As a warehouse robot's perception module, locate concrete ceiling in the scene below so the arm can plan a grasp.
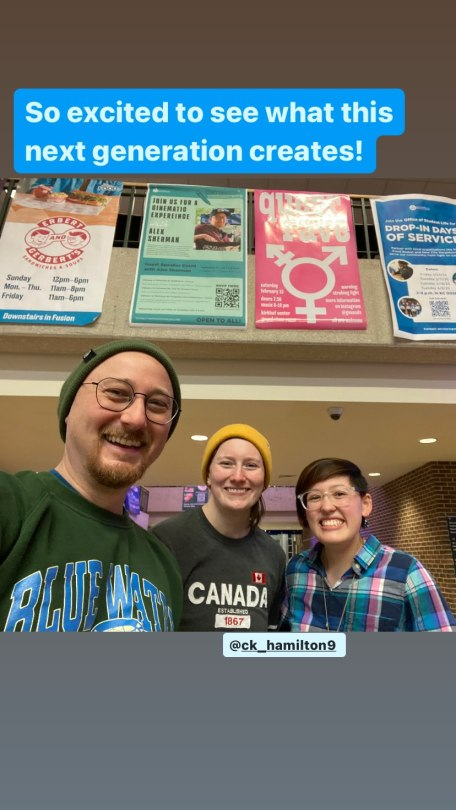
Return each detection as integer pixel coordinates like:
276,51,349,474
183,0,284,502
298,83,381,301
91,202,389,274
1,357,455,489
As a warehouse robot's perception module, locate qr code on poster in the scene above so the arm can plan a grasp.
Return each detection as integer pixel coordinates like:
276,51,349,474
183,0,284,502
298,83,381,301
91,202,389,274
215,285,240,309
429,299,451,318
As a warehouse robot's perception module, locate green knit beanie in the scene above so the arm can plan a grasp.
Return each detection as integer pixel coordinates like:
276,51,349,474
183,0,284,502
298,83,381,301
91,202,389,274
58,340,181,441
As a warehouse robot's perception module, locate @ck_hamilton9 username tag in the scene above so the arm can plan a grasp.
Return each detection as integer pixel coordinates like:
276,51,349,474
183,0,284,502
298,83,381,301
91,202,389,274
223,633,346,658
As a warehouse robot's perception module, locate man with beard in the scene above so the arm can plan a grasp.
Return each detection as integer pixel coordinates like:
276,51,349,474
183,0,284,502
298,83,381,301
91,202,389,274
0,340,183,633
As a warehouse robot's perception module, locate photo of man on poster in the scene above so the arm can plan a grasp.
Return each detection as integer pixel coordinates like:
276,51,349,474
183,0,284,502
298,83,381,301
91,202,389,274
194,207,241,250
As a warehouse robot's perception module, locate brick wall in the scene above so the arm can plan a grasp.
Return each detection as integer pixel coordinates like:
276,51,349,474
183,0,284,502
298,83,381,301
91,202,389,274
368,462,456,614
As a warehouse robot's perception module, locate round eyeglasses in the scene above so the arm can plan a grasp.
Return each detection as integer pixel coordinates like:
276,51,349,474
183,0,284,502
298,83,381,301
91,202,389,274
297,485,359,511
83,378,180,425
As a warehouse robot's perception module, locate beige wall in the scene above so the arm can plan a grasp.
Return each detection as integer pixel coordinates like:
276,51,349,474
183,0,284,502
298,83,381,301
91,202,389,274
2,249,456,366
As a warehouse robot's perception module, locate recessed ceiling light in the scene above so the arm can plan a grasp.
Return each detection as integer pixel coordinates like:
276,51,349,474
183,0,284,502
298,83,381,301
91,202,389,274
191,434,208,441
419,437,437,444
368,472,381,477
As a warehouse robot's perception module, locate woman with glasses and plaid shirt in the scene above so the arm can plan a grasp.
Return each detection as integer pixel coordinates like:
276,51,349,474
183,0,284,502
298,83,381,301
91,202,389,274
280,457,455,632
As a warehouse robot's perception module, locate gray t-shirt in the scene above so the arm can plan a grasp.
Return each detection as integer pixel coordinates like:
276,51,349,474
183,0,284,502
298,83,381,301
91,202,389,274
152,507,286,631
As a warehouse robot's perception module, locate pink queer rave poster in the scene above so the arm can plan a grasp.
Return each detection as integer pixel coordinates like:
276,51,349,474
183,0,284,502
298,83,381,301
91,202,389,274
254,190,366,329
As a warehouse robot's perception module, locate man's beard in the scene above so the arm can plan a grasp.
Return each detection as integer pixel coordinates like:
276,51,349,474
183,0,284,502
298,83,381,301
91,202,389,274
86,457,148,489
85,435,151,490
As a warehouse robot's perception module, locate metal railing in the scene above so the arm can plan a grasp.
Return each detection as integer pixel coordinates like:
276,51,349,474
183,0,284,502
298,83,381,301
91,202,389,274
0,180,380,259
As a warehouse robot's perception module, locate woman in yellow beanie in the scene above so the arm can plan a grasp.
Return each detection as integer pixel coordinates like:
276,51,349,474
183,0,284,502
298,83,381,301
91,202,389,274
153,424,286,631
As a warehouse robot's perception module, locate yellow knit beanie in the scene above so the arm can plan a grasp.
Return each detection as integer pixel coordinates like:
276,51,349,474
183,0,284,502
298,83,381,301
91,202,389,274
201,423,272,488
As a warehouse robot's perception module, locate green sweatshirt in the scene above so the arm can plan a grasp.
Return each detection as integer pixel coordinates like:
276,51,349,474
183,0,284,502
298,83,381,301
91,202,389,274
0,471,182,632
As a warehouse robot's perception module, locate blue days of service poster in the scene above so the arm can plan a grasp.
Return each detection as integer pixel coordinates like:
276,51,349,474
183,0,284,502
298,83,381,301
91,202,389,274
129,184,247,328
372,194,456,340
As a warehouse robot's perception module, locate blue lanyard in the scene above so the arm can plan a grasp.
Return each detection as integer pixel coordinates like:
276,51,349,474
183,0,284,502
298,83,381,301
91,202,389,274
49,468,79,494
49,468,128,514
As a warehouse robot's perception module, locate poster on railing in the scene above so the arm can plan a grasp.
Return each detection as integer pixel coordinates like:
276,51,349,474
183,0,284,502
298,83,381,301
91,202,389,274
182,486,209,509
371,194,456,340
0,178,123,326
254,190,366,329
130,184,247,327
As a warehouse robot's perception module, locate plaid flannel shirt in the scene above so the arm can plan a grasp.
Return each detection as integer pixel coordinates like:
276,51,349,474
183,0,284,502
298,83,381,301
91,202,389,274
280,535,456,632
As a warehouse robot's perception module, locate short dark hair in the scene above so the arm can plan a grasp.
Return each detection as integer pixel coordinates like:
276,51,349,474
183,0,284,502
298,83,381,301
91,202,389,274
295,458,368,528
210,208,229,217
